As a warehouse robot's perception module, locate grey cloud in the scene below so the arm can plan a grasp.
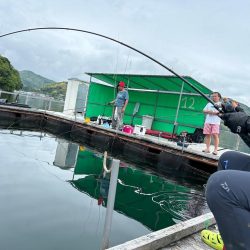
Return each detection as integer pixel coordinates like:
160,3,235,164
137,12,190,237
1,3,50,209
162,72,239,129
0,0,250,105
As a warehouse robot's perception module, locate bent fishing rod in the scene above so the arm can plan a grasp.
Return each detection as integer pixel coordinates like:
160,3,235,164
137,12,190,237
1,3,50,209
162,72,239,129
0,27,218,109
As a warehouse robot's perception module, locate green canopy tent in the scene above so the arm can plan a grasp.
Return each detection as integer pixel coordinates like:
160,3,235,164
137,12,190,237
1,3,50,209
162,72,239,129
85,73,212,134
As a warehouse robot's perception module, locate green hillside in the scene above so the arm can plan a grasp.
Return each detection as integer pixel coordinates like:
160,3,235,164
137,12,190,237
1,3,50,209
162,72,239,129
20,70,55,91
241,103,250,115
0,55,22,91
40,81,67,100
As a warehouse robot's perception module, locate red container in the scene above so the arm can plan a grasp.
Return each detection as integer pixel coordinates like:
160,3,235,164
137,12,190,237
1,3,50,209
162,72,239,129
122,125,134,134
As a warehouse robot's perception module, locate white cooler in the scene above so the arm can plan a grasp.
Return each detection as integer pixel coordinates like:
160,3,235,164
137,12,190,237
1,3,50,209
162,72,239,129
133,125,146,136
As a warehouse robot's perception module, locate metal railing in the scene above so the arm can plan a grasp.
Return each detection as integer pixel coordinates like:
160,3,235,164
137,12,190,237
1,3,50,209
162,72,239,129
1,90,249,154
0,90,64,112
219,124,250,153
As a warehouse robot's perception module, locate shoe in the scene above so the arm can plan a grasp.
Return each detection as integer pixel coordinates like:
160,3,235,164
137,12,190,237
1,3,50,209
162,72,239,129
202,149,210,153
212,151,218,155
201,229,224,250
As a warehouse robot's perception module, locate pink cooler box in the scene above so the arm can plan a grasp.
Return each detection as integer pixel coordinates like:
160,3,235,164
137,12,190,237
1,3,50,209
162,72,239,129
122,125,134,134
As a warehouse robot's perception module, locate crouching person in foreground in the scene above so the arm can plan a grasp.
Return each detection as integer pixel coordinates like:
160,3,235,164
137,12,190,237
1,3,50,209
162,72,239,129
202,109,250,250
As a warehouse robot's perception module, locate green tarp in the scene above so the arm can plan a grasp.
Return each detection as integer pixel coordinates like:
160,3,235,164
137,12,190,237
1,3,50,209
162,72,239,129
85,73,212,134
86,73,211,93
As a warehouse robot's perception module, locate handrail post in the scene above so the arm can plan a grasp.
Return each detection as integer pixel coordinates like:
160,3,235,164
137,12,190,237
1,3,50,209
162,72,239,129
101,158,120,250
173,81,184,135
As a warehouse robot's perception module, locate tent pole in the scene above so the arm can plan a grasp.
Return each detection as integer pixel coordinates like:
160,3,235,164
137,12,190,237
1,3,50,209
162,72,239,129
101,158,120,250
127,76,130,89
173,81,184,136
84,75,92,117
154,90,159,119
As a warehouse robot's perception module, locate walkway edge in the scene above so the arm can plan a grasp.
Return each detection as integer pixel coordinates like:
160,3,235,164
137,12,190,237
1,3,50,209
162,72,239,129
107,212,215,250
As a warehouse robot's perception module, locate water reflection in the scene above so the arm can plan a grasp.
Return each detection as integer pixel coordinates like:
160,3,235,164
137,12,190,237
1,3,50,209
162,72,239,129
23,130,208,229
69,146,208,231
0,130,208,250
53,139,79,169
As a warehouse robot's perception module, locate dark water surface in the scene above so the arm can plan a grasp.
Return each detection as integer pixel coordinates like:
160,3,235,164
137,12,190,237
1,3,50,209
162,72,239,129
0,130,208,250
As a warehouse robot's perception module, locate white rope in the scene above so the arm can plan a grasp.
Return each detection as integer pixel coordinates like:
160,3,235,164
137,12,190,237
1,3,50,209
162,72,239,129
103,151,112,177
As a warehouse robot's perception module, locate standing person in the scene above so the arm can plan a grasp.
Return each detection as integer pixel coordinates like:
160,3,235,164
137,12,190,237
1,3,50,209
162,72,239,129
109,81,129,130
203,92,222,155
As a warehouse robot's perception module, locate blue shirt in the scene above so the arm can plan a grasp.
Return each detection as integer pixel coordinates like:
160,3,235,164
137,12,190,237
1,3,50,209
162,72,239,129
115,90,129,107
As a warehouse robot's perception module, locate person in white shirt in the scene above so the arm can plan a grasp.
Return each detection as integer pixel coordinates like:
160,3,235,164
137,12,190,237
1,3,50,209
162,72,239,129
203,92,222,155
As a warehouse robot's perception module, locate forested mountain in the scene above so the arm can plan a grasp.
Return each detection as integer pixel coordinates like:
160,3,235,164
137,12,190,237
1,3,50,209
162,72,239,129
241,103,250,115
0,55,22,91
40,81,67,100
19,70,55,91
19,70,67,99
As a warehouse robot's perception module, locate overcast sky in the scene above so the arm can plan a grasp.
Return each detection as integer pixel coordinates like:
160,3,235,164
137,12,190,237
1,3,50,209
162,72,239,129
0,0,249,105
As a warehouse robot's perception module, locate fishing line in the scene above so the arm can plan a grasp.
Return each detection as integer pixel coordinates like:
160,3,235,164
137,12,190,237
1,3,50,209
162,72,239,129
1,108,211,180
113,33,120,84
124,50,131,75
2,105,203,134
0,27,217,108
0,26,221,179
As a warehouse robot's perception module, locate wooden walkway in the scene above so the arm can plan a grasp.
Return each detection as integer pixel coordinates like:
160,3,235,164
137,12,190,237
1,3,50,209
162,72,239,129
162,225,217,250
0,105,221,173
108,213,216,250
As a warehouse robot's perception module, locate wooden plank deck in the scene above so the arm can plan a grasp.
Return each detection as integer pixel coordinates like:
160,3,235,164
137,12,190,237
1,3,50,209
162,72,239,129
0,105,222,250
0,106,221,172
107,213,216,250
162,225,218,250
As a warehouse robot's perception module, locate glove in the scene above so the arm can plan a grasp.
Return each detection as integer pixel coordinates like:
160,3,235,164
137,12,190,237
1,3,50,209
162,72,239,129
221,112,249,134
